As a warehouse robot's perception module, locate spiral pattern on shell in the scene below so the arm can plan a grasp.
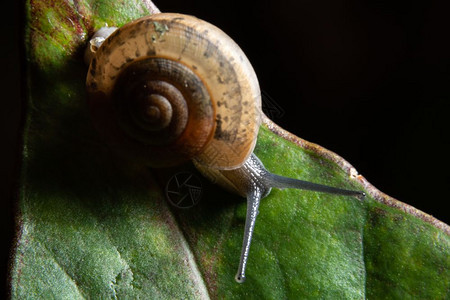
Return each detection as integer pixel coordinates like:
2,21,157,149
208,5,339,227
86,13,261,169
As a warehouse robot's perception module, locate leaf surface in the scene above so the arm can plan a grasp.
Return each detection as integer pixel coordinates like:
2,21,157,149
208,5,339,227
11,0,449,298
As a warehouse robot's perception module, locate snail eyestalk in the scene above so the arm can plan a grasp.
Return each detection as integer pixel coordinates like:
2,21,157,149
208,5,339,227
264,173,366,200
235,187,263,283
232,154,365,283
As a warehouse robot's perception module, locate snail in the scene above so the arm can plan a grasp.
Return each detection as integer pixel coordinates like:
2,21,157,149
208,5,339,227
85,13,365,283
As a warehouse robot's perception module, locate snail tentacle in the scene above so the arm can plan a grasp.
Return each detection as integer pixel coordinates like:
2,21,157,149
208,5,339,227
204,154,364,283
235,186,263,283
263,173,366,199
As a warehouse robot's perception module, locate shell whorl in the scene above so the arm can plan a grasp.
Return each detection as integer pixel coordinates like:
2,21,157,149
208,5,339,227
86,13,261,169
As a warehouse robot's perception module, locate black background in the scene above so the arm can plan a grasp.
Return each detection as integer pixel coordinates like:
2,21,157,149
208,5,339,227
154,1,449,221
1,0,449,296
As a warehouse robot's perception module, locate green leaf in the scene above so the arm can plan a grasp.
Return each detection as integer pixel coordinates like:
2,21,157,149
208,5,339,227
11,0,449,298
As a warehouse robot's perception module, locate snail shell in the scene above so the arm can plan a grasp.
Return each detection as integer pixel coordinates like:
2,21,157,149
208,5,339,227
86,13,261,169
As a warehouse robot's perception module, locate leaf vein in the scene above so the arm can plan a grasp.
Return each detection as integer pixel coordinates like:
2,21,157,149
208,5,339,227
38,237,86,299
162,199,211,300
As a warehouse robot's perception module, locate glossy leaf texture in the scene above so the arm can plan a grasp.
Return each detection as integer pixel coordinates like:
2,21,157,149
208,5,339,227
11,0,449,298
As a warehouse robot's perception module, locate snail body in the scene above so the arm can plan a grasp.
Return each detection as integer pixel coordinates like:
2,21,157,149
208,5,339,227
86,13,364,283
